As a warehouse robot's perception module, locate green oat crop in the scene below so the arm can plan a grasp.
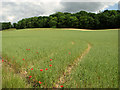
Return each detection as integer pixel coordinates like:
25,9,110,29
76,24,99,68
1,28,118,88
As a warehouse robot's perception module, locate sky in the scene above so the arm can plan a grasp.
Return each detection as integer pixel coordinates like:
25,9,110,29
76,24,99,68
0,0,119,23
106,3,118,10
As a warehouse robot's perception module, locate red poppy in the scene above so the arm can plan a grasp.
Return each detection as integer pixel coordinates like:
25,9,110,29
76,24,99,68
31,68,33,70
13,56,14,58
39,81,42,84
50,59,52,61
49,65,52,67
23,58,24,60
45,68,48,70
26,49,28,50
2,60,4,62
69,52,71,54
61,85,63,87
29,76,32,78
40,69,43,71
36,52,38,53
28,49,30,50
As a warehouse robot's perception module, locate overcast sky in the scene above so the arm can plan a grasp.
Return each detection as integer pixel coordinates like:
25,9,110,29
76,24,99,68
0,0,119,23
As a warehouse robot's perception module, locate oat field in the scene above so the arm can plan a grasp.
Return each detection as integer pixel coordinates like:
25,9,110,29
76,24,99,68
1,28,118,88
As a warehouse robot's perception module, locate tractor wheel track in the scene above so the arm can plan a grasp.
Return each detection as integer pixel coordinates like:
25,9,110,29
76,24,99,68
55,43,92,88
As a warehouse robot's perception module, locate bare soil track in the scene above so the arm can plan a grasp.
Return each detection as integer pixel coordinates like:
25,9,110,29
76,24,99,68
55,43,92,88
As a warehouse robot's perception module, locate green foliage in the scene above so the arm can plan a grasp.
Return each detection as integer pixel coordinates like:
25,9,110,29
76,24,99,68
48,16,57,28
67,16,79,28
97,10,120,29
1,22,12,30
79,16,94,29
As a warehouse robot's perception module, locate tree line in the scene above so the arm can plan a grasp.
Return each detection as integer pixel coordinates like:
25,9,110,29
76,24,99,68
0,22,12,30
1,10,120,30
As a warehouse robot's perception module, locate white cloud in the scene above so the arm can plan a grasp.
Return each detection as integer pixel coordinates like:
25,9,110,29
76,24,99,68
60,2,116,13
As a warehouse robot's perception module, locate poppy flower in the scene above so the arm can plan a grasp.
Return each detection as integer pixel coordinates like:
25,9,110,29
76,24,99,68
23,58,24,60
49,65,52,67
28,49,30,50
39,81,42,84
2,60,4,62
50,59,52,61
26,49,28,50
61,85,63,87
69,52,71,54
36,52,38,53
31,68,33,70
29,76,32,78
45,68,48,70
40,69,43,71
13,56,14,58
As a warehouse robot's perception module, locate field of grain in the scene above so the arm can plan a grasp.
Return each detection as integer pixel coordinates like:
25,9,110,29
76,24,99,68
1,28,118,88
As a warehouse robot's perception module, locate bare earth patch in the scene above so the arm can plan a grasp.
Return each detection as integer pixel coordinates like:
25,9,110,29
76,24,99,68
57,28,119,31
